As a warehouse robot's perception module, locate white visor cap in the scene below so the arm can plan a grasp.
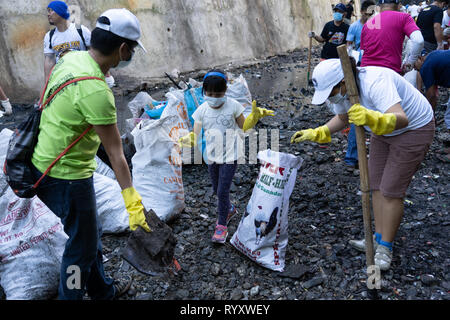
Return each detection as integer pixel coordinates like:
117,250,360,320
96,8,147,53
311,59,345,105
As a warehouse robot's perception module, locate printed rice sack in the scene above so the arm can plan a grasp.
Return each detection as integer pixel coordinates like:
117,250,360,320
131,115,187,222
0,188,68,300
231,149,303,272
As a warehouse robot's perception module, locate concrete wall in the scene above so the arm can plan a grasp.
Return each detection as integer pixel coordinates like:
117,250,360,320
0,0,360,103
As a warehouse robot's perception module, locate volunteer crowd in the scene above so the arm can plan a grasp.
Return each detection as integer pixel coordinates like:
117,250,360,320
0,0,448,300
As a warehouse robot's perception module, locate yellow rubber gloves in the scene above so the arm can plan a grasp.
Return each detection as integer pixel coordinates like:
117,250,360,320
243,100,275,132
121,187,152,232
178,132,197,148
290,125,331,144
348,104,397,136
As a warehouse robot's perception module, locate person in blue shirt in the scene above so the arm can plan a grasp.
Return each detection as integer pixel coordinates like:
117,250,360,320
347,0,376,56
343,0,375,170
414,50,450,162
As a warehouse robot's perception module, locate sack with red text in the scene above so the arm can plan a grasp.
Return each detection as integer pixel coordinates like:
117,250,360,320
0,187,68,299
231,149,303,272
131,115,186,223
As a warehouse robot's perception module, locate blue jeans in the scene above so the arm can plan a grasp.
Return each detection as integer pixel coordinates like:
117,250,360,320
345,124,358,166
208,162,238,226
31,165,114,300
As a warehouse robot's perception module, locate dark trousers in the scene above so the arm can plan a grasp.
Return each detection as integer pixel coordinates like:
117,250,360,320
345,124,358,166
31,165,114,300
208,162,238,226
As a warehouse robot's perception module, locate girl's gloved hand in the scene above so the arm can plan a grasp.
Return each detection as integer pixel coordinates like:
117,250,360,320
348,104,397,135
290,125,331,144
243,100,275,132
121,187,152,232
178,132,197,148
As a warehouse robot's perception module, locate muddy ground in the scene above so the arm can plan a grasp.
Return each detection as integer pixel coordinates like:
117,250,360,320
0,47,448,300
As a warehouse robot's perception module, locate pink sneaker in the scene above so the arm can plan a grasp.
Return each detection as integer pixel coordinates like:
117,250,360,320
211,224,228,244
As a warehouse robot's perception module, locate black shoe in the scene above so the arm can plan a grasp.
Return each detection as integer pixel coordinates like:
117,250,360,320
345,162,359,171
113,276,133,299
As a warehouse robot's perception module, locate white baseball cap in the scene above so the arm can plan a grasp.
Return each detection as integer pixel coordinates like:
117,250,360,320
311,59,344,105
96,8,147,53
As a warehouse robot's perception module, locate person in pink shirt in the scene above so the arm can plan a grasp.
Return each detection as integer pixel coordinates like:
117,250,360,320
360,0,424,74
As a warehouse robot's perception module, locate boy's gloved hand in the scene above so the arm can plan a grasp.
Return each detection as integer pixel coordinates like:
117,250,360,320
348,103,397,135
290,125,331,144
121,187,152,232
178,132,197,148
243,100,275,132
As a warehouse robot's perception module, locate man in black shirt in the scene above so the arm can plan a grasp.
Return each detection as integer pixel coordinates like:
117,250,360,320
308,3,350,60
416,0,448,53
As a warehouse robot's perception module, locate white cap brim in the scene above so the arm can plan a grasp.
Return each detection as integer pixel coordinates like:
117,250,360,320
311,86,334,105
137,40,147,53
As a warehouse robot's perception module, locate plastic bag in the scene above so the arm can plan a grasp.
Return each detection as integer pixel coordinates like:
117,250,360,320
0,188,68,300
231,149,303,272
403,70,418,89
131,115,186,222
226,74,253,117
127,91,155,118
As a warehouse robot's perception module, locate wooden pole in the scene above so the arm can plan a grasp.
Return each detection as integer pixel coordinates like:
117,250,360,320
336,45,375,269
307,20,313,84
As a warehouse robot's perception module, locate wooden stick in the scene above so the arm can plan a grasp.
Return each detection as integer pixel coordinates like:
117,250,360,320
337,45,375,268
307,20,313,84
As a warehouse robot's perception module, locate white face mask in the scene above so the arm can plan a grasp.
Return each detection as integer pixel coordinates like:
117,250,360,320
328,85,347,104
327,85,352,112
205,96,227,108
116,46,134,69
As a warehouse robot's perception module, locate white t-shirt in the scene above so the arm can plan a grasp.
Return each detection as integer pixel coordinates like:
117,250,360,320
192,97,245,164
443,10,450,28
331,66,434,136
408,5,420,18
43,23,91,61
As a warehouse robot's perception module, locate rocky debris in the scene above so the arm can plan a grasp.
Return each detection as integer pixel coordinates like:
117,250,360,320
1,48,448,301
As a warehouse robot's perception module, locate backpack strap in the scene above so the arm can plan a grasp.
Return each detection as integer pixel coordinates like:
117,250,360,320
48,28,56,50
32,124,93,189
40,76,103,111
76,24,88,49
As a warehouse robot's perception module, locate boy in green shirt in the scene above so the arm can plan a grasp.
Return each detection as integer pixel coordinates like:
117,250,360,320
31,8,150,300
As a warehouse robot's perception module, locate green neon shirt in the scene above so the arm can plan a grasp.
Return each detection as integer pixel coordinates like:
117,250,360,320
31,51,116,180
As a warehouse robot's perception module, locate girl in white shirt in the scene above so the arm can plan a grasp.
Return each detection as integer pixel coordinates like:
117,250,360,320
180,70,274,244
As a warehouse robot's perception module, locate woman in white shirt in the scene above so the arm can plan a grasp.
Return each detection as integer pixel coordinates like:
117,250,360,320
291,58,435,271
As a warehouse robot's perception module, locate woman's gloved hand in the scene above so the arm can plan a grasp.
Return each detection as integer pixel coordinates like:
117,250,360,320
290,125,331,144
243,100,275,132
348,103,397,135
121,187,152,232
178,132,197,148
